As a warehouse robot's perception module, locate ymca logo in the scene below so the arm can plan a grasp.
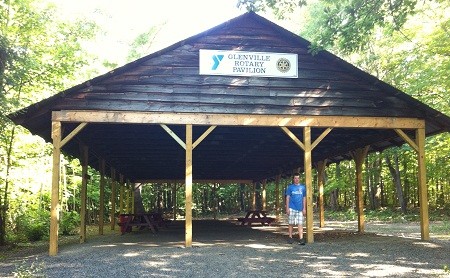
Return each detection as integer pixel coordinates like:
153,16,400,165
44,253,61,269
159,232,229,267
211,54,224,70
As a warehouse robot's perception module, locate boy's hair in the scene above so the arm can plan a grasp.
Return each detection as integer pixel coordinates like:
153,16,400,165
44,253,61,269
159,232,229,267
293,173,300,177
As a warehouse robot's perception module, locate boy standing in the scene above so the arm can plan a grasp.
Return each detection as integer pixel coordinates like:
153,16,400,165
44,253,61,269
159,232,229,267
285,173,306,245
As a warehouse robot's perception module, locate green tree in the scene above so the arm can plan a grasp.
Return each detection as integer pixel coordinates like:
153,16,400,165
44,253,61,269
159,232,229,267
0,0,97,245
237,0,419,54
127,24,165,62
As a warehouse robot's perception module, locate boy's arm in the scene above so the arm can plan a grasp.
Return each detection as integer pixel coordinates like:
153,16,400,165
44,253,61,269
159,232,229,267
302,196,306,216
285,195,290,215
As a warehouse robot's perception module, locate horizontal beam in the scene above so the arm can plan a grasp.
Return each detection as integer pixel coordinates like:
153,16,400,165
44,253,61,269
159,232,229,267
52,110,425,129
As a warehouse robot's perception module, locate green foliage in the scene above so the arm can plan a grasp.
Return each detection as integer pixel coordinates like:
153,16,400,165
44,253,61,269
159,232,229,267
14,209,49,242
325,208,449,222
323,179,347,195
59,211,80,236
237,0,419,54
430,220,450,234
365,208,419,222
127,24,165,62
237,0,307,18
325,209,357,221
0,0,99,245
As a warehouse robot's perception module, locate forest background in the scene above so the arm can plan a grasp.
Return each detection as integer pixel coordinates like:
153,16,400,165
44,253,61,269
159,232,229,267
0,0,449,246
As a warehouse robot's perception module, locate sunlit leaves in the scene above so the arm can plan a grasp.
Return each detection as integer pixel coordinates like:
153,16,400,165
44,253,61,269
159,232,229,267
127,24,165,62
237,0,307,19
0,0,99,244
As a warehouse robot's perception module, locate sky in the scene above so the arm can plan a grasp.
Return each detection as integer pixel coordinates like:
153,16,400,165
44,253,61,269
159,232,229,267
50,0,246,66
49,0,301,68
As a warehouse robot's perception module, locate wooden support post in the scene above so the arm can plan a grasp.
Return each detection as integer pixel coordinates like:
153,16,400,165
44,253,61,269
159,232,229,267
212,183,217,220
99,159,105,235
131,183,135,214
317,160,327,228
172,183,177,220
119,174,124,215
416,128,429,240
125,180,130,213
275,174,281,221
252,182,256,210
185,124,193,247
352,147,369,233
262,179,267,211
304,127,314,243
49,121,61,256
130,183,136,213
110,168,116,230
80,144,88,243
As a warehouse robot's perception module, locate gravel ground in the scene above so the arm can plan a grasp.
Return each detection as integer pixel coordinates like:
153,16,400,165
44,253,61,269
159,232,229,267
1,219,449,277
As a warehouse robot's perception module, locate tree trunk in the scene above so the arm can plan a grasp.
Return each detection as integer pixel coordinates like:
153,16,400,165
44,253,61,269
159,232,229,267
156,184,163,212
385,152,407,213
239,183,246,211
133,185,146,214
402,155,410,207
380,179,386,207
368,154,382,209
0,126,15,246
255,182,261,210
330,163,340,210
202,187,208,213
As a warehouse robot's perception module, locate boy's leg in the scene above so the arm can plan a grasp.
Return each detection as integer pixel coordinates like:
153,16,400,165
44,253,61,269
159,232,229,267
298,224,305,245
298,224,303,239
287,224,295,243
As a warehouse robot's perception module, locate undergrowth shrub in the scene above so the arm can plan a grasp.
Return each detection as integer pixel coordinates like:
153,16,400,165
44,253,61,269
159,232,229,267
59,211,80,235
14,209,50,242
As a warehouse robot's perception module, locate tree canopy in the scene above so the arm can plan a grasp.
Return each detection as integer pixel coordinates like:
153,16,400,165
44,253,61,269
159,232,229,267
0,0,97,244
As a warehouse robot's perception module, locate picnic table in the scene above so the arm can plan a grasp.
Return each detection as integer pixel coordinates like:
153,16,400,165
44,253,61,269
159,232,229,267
237,210,275,226
118,213,160,235
150,212,171,228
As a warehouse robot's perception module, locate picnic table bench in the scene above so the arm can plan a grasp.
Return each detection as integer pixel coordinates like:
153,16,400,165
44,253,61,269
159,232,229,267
118,213,161,235
237,210,275,226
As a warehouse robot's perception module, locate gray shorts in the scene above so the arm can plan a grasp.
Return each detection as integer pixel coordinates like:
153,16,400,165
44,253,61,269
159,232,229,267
288,208,304,225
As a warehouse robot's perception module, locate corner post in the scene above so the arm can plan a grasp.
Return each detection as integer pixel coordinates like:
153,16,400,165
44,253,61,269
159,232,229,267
49,121,61,256
99,159,105,235
317,160,326,228
79,144,88,243
262,179,267,211
352,147,369,233
304,127,314,243
110,168,116,230
416,128,429,240
185,124,193,247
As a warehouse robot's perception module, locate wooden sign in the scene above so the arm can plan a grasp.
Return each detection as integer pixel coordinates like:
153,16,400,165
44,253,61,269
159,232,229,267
199,49,298,78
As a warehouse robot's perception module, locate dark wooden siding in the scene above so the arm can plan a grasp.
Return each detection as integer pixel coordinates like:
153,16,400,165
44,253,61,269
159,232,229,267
29,12,428,131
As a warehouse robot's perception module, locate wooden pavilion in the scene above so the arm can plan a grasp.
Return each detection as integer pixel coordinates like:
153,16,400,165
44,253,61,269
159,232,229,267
8,12,450,256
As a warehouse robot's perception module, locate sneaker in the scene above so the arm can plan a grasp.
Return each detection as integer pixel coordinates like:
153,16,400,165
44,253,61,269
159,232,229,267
298,239,306,245
287,237,294,244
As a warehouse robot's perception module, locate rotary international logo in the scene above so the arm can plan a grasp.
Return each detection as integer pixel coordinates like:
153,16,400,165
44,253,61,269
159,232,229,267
276,58,291,73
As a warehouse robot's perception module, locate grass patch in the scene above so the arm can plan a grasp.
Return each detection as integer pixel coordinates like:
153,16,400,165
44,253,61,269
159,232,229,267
0,225,117,262
325,207,449,222
430,220,450,234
